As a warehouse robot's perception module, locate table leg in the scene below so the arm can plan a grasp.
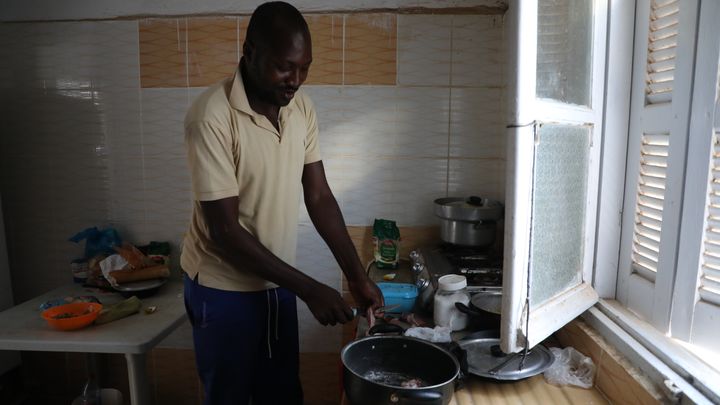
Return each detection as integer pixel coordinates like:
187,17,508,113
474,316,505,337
125,353,151,405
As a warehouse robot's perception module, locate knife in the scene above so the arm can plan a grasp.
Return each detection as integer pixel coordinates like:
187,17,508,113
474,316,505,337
351,304,401,318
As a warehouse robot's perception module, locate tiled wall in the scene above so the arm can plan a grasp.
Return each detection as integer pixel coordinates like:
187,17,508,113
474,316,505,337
0,9,504,404
0,9,504,351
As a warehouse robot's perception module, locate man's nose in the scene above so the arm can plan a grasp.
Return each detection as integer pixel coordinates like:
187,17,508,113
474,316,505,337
288,68,303,87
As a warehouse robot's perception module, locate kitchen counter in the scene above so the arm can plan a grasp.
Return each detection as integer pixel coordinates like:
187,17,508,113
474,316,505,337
342,262,610,405
345,315,608,405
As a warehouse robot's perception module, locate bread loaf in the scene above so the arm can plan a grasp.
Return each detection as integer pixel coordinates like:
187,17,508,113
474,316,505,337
109,265,170,284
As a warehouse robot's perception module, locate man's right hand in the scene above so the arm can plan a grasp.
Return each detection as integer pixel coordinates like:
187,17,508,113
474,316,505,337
301,282,354,326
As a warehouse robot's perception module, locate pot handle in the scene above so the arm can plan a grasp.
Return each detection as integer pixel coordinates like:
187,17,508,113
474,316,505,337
396,389,443,405
367,323,405,336
454,302,484,318
466,196,484,206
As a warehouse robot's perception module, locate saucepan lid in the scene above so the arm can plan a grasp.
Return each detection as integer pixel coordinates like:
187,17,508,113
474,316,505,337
470,292,502,315
456,330,554,380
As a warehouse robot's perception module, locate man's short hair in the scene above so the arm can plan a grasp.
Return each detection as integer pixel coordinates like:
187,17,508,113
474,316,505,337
246,1,309,48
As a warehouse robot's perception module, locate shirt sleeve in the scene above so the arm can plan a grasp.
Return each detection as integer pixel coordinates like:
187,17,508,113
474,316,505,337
185,120,239,201
303,95,322,165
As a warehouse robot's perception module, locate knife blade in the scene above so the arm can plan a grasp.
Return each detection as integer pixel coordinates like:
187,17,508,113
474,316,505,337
351,304,402,318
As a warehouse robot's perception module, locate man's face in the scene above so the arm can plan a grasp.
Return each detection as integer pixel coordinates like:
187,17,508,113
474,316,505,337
246,30,312,107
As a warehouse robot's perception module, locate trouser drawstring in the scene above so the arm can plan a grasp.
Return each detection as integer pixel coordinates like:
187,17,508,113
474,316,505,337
266,289,280,359
274,289,279,340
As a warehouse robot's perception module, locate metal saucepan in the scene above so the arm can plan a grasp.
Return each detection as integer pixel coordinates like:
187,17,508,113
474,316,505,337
434,197,503,247
455,292,502,331
341,324,460,405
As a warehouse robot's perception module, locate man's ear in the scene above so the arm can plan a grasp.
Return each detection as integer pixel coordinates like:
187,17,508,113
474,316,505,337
242,40,254,62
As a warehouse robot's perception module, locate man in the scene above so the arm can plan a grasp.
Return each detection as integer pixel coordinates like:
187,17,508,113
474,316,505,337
180,2,384,404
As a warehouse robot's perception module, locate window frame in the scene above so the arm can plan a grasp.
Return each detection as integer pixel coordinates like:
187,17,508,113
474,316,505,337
502,0,607,353
592,0,720,401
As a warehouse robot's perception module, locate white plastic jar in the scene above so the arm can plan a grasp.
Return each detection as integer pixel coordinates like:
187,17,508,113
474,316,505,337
433,274,470,331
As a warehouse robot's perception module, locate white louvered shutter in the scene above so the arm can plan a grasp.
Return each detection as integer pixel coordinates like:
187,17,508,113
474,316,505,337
631,133,669,281
700,135,720,307
646,0,679,105
666,0,720,354
618,0,699,329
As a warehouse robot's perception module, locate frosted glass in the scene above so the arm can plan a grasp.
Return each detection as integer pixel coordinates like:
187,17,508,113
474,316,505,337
536,0,593,106
530,124,590,306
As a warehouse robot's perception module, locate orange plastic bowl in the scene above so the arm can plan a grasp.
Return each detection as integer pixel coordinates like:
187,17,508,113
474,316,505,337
41,302,103,331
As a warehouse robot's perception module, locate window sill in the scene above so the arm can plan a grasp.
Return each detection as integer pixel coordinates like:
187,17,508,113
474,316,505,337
582,300,720,404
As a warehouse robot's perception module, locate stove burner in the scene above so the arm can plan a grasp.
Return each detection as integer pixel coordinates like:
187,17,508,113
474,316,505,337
425,243,503,288
411,245,504,311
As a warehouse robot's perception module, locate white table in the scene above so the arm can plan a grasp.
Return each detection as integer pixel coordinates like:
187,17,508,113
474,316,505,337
0,280,187,405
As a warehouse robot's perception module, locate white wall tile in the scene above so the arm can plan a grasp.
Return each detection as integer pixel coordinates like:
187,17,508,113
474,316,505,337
335,157,396,226
314,86,397,158
302,86,344,160
397,15,452,86
389,158,449,225
296,223,341,288
103,89,145,226
449,87,505,158
395,87,451,158
451,15,505,88
2,21,139,91
139,88,194,269
448,158,506,202
298,157,345,226
295,223,342,352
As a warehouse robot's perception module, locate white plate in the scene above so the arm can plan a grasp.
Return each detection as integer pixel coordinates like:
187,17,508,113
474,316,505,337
112,278,167,292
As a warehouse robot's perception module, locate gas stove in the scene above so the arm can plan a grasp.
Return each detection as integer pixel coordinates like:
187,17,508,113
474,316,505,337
410,244,503,311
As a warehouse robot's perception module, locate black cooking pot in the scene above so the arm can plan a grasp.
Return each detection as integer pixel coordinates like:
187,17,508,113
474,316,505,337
454,295,501,331
341,324,460,405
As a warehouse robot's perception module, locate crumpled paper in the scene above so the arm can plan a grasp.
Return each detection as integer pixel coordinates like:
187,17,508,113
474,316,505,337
99,254,128,287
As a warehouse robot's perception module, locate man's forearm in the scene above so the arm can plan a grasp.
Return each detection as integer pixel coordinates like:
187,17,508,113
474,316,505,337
210,223,318,299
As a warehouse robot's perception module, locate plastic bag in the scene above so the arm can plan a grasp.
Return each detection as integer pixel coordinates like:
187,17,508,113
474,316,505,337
69,227,122,259
543,347,596,389
404,326,452,343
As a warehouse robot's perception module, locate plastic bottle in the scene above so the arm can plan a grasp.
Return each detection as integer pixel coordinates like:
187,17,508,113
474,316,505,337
80,373,102,405
433,274,470,331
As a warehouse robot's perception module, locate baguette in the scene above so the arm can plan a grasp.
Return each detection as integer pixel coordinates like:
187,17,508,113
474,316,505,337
109,265,170,284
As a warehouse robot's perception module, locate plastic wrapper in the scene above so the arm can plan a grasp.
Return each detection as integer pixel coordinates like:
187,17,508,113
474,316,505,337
543,347,596,389
404,326,452,343
68,227,121,259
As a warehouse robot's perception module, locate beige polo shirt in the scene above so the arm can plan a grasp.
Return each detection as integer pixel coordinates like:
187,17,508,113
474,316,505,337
180,68,321,292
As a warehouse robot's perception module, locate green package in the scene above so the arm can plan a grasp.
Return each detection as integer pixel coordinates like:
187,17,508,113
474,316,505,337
373,219,400,269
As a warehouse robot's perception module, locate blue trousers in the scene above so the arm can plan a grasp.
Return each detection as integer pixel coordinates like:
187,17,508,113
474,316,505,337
183,274,303,405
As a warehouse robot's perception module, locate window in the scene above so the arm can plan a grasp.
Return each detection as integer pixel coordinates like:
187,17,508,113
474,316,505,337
502,0,607,353
506,0,720,400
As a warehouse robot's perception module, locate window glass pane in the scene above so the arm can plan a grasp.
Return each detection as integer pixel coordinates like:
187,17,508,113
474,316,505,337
536,0,593,106
530,124,591,305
